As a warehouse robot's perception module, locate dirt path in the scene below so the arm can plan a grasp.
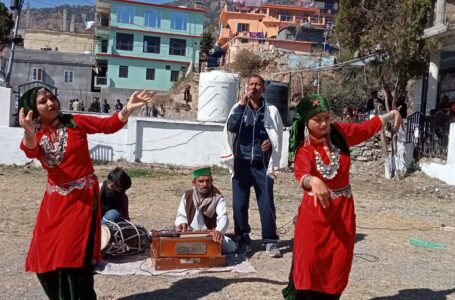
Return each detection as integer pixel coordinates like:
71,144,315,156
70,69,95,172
0,161,454,300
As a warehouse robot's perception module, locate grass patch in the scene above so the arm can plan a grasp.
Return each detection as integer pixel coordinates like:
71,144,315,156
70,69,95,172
127,168,175,178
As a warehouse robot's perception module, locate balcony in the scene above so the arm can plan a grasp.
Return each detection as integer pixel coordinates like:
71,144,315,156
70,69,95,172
94,76,109,87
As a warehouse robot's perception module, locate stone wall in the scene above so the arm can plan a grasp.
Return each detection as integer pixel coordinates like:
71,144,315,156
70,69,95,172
350,136,383,162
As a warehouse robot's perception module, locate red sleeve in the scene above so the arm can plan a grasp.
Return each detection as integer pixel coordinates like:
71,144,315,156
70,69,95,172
294,145,312,182
20,139,40,159
73,113,126,134
334,116,382,147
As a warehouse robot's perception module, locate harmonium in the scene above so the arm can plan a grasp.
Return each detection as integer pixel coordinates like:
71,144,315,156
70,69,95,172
150,230,225,270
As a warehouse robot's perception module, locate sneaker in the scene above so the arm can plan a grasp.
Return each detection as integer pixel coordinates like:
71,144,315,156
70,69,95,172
265,242,281,258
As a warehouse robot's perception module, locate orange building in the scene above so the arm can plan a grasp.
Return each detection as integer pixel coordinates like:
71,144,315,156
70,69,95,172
216,3,327,64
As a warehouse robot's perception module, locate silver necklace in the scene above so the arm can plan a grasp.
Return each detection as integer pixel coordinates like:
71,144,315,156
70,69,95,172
314,144,341,180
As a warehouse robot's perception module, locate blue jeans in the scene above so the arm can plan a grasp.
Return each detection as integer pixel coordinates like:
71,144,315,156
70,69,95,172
102,209,122,224
232,159,278,242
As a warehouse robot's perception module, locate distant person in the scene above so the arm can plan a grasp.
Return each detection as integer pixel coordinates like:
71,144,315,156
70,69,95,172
367,91,384,118
115,99,123,112
140,103,150,117
396,96,408,119
150,104,159,117
80,102,85,112
73,99,81,111
158,104,166,117
102,99,111,114
89,97,101,113
68,99,74,111
184,85,192,105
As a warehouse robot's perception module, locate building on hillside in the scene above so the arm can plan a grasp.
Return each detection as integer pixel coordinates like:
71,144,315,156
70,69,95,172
412,0,455,185
23,29,94,54
94,0,205,93
216,1,335,64
8,47,96,109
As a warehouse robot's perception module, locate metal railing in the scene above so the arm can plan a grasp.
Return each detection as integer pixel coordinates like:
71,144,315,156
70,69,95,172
406,111,451,160
95,76,108,86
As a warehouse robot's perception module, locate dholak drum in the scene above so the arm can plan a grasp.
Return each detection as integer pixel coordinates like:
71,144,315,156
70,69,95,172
100,220,150,256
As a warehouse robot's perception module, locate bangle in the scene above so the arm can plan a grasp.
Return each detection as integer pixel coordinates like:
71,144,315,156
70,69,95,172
300,174,312,188
120,106,131,118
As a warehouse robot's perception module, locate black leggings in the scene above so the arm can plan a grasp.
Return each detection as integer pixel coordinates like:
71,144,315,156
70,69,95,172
294,290,341,300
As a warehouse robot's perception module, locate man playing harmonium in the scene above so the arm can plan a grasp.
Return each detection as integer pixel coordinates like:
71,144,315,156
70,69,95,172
175,166,237,254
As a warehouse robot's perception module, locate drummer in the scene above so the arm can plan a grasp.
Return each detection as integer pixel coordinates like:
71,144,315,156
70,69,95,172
100,167,132,224
175,166,237,254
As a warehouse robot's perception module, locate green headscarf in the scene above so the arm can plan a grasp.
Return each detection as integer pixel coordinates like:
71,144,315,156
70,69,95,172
18,87,76,128
288,94,330,162
288,94,349,162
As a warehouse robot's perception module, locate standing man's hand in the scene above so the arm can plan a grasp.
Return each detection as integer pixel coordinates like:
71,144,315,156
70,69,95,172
240,87,256,106
211,230,223,244
261,139,271,153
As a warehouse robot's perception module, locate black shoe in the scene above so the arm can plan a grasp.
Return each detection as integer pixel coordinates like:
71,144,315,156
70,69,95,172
236,234,252,254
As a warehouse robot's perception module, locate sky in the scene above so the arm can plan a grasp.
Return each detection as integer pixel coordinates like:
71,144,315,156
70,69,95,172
1,0,171,9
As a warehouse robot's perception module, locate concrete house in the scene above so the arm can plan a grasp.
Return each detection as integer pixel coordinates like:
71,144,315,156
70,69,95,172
94,0,205,93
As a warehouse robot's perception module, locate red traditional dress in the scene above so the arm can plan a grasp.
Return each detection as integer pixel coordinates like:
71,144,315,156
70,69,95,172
293,116,382,294
20,113,125,273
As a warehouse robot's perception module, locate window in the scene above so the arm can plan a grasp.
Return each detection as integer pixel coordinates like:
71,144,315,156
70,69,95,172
32,68,43,81
100,39,108,53
165,65,171,70
144,9,161,28
171,12,188,30
325,0,334,10
116,32,134,51
117,5,134,24
169,38,186,56
119,65,128,78
146,68,155,80
64,70,74,83
237,23,250,32
170,70,179,82
143,36,160,53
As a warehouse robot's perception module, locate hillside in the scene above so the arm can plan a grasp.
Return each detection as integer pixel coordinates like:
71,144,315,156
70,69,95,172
20,5,95,33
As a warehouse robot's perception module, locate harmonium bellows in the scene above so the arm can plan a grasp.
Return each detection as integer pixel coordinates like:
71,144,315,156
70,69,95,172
150,230,225,270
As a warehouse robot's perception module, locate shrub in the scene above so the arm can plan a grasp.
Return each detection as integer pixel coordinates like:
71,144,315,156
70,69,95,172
231,49,262,77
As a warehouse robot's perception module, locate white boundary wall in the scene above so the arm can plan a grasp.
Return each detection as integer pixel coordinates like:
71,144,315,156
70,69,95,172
0,116,290,169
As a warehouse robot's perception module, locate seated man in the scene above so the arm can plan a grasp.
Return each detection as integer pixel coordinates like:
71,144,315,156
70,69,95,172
100,167,132,224
175,166,237,254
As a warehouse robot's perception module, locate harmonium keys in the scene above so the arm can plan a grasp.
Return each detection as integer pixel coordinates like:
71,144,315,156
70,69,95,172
150,230,225,270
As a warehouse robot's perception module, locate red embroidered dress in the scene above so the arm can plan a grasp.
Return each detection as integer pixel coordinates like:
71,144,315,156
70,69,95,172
293,117,382,294
20,113,125,273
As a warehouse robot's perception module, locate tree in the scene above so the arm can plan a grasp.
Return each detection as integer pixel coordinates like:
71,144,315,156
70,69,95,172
336,0,434,178
0,3,13,49
200,31,214,56
336,0,434,109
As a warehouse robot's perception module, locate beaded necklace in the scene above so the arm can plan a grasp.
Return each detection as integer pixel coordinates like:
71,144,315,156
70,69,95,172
314,143,341,180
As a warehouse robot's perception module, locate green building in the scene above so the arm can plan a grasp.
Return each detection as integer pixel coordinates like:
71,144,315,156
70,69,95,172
94,0,205,92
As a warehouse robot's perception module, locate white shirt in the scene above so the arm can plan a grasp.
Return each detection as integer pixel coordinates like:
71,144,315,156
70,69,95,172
174,194,229,234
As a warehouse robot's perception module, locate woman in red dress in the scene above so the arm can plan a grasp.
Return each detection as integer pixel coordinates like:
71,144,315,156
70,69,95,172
18,87,154,299
283,94,403,300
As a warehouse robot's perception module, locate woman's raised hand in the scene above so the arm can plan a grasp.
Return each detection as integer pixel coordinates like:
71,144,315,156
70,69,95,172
126,90,156,111
19,108,35,135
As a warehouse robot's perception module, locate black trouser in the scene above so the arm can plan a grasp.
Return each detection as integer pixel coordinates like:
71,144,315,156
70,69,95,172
37,209,97,300
293,290,341,300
